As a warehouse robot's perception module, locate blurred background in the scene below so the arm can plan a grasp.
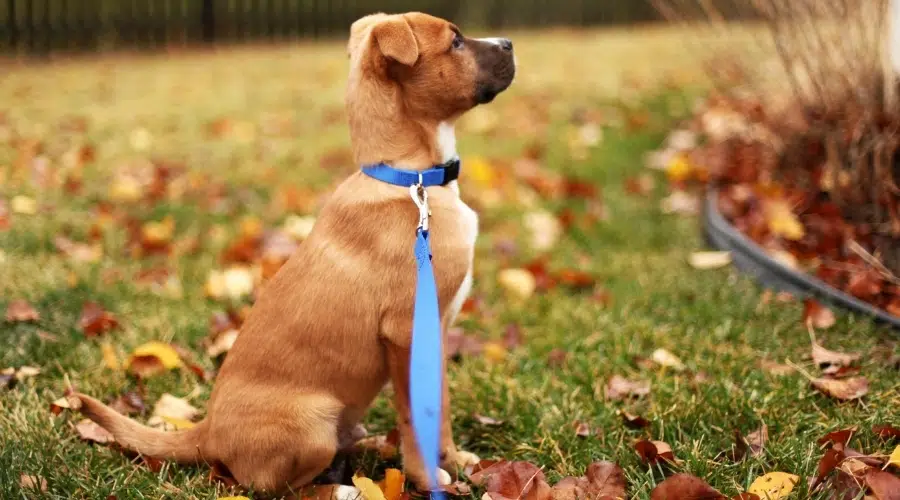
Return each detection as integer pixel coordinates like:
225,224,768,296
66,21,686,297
0,0,761,55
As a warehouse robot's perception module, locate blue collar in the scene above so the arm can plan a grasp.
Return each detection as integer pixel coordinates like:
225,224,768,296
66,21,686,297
361,158,460,187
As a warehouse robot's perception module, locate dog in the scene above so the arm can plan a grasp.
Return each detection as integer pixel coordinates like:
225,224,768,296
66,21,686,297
70,11,515,497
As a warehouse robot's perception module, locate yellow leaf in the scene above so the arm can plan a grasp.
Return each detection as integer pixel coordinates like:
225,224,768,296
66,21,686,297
11,195,37,215
101,342,120,370
466,156,495,188
764,200,805,241
108,175,144,203
352,474,386,500
483,341,507,363
160,416,196,430
889,445,900,468
217,497,251,500
125,341,182,377
497,268,536,300
665,153,693,183
141,216,175,245
382,469,404,500
748,472,799,499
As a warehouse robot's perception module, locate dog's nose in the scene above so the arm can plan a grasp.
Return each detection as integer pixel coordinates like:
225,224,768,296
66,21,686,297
499,39,513,51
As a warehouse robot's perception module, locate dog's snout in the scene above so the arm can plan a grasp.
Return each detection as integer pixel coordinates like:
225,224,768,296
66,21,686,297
499,39,513,52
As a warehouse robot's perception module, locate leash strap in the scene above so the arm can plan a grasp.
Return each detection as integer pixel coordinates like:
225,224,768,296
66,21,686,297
410,226,445,499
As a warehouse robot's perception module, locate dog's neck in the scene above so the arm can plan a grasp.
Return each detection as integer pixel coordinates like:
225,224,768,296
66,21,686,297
347,78,459,172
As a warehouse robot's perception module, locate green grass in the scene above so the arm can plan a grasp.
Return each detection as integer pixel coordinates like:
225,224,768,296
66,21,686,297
1,26,898,500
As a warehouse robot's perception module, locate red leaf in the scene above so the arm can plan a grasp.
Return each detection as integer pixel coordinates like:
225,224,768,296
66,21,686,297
873,424,900,441
584,461,627,500
818,427,856,447
620,411,650,429
79,302,119,337
650,473,725,500
635,440,678,465
479,461,551,500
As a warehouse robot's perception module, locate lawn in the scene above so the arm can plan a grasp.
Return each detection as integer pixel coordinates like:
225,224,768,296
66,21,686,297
1,24,898,499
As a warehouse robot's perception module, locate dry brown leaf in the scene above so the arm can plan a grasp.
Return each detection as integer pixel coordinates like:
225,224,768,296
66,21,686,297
108,391,146,416
619,411,650,429
760,359,794,376
649,473,725,500
582,461,627,500
865,469,900,500
811,376,869,401
573,421,592,438
604,375,650,401
811,341,860,375
6,299,39,322
125,341,183,378
19,474,47,492
482,461,551,500
79,302,119,337
635,440,679,465
148,393,200,431
803,300,836,330
817,427,856,447
75,418,114,444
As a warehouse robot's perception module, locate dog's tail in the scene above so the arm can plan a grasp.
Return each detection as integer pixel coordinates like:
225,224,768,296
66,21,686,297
72,392,208,464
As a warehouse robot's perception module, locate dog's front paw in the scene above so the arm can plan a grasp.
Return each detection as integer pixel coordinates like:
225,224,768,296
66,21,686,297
453,450,481,469
406,466,452,492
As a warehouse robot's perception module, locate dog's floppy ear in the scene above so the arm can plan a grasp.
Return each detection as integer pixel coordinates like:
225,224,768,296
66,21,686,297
348,12,388,57
370,16,419,67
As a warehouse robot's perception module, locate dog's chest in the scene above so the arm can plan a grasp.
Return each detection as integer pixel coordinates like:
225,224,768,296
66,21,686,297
436,189,478,323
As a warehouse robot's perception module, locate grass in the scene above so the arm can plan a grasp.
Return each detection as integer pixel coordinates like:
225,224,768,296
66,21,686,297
1,24,898,499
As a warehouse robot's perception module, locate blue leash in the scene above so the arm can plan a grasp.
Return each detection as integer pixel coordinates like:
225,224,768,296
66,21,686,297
362,160,459,500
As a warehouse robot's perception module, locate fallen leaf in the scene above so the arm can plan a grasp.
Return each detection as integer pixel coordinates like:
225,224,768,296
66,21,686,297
649,473,725,500
101,342,121,370
812,446,843,489
126,341,183,378
874,425,900,441
79,302,119,337
811,376,868,400
689,251,732,270
108,391,146,415
803,300,836,330
635,440,678,465
865,469,900,500
352,474,386,500
149,393,199,427
19,474,47,492
6,300,39,322
625,174,656,197
383,469,404,500
354,432,399,460
53,235,102,263
746,425,768,458
547,348,569,368
650,348,686,371
620,411,650,429
75,418,115,444
483,341,508,363
446,327,485,359
205,266,256,300
524,210,562,251
763,199,805,241
582,461,627,499
498,268,537,300
747,472,798,499
205,329,239,358
889,445,900,469
815,429,855,455
811,341,860,375
482,461,551,500
573,421,592,438
474,414,505,426
604,375,650,401
660,190,700,215
11,195,37,214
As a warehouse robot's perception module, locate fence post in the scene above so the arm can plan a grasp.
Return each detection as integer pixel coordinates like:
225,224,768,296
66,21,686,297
7,0,16,49
202,0,215,43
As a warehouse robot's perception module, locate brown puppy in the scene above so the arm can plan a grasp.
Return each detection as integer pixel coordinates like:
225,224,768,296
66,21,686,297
70,11,515,497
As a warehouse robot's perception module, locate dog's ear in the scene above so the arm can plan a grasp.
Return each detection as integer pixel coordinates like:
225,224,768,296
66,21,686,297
370,17,419,67
348,13,388,57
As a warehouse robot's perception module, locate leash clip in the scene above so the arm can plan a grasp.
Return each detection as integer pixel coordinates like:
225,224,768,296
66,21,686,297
410,174,430,232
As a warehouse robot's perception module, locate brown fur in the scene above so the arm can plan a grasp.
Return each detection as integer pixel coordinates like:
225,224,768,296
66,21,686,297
71,11,514,497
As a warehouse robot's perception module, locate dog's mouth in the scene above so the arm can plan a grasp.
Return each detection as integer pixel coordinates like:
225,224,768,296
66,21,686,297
475,63,516,104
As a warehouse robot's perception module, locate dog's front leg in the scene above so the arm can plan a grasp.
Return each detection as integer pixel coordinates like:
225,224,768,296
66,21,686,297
383,341,453,491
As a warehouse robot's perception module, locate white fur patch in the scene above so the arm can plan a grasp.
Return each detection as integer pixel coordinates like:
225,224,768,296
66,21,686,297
447,270,473,326
437,122,457,163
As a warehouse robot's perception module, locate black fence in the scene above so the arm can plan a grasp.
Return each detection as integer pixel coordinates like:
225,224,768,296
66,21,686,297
0,0,677,55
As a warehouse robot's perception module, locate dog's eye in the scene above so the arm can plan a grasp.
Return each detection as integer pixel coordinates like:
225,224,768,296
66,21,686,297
451,34,464,50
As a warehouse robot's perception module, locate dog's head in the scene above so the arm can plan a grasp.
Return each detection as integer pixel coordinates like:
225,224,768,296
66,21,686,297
346,12,515,122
